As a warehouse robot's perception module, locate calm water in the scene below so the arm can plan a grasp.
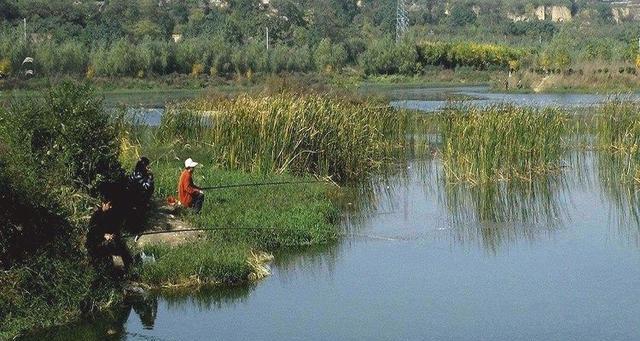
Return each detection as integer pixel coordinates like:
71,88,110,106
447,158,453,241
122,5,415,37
389,86,640,112
133,86,640,126
29,151,640,340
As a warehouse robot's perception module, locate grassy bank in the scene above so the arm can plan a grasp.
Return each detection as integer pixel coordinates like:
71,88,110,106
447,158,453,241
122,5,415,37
123,89,411,287
135,161,340,288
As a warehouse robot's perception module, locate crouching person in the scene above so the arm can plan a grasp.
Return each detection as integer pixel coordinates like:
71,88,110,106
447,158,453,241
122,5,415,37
86,183,133,277
178,158,204,213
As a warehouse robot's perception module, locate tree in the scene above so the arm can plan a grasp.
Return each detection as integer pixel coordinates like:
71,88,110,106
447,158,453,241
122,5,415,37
449,4,477,27
595,3,613,23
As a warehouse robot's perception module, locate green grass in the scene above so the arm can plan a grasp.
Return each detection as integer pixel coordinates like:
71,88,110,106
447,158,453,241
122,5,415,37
154,160,340,247
133,155,341,287
0,257,120,340
595,100,640,153
438,105,568,183
139,242,253,287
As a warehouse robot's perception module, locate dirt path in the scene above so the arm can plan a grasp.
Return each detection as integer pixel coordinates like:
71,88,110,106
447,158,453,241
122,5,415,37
134,205,205,247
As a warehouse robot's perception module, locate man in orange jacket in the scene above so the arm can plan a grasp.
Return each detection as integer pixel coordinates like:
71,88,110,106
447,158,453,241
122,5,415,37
178,158,204,213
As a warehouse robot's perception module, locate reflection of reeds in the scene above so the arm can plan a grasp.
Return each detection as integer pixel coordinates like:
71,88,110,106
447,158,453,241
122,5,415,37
438,105,568,184
441,173,568,254
443,177,567,225
158,93,410,181
596,152,640,246
161,283,256,310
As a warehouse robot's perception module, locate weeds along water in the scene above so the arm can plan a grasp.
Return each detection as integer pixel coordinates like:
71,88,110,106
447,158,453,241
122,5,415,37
157,93,411,181
435,104,569,184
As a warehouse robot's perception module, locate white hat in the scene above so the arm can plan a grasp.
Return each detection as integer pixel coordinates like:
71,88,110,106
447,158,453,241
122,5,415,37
184,158,199,168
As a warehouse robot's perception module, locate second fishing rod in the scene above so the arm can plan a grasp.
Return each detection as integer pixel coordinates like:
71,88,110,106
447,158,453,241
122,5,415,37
199,178,337,191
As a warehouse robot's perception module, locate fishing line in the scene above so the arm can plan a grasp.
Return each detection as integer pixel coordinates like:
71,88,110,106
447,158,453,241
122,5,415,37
200,179,335,190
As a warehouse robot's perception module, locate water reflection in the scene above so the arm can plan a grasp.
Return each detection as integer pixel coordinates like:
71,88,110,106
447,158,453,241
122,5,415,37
267,244,343,286
161,285,255,311
596,152,640,246
440,178,569,254
19,296,159,341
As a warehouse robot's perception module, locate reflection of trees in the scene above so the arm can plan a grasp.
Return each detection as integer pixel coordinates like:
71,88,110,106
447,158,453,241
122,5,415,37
18,297,157,341
596,152,640,246
439,171,569,254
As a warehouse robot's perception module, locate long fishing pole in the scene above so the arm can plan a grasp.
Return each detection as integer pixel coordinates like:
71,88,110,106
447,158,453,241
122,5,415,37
200,179,334,190
124,226,297,238
125,226,406,241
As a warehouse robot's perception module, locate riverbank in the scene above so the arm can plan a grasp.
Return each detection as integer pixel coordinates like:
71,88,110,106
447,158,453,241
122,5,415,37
2,82,406,339
133,163,341,288
0,70,500,106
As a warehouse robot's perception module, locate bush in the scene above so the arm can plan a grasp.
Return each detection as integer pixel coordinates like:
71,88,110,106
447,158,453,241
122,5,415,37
314,38,347,73
0,58,10,77
0,82,123,267
0,82,126,337
360,37,397,75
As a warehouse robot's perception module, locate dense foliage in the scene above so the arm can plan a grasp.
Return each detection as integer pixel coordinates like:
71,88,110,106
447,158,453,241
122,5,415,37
0,83,124,338
439,105,568,183
1,0,638,80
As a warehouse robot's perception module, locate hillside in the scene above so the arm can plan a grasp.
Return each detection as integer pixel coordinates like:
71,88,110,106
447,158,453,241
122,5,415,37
0,0,639,89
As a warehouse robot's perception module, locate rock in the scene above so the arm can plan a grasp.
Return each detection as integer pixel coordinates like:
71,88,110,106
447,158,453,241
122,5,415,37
123,281,150,298
112,255,124,269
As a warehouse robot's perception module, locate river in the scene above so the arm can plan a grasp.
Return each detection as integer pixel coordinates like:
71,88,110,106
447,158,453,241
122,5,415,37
24,87,640,340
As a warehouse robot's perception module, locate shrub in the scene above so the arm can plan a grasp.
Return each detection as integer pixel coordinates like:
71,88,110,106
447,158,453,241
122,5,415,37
191,63,204,76
0,82,125,337
0,57,11,77
360,37,397,75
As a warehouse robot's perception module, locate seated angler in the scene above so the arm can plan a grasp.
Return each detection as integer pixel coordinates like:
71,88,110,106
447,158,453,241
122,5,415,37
177,158,205,213
129,156,155,205
126,156,155,237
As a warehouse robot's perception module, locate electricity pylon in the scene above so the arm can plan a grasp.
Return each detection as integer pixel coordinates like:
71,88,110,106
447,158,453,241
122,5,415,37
396,0,409,42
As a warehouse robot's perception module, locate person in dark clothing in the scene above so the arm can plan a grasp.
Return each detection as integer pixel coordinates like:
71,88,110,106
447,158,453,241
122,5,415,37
126,157,155,236
86,183,133,276
129,156,154,204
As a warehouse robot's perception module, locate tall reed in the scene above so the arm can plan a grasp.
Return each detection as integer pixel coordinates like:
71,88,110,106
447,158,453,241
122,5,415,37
438,105,568,183
594,100,640,182
595,100,640,153
159,93,409,181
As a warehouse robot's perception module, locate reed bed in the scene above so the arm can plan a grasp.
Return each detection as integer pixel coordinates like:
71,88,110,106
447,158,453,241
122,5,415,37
595,100,640,153
159,93,409,181
438,105,568,184
594,100,640,182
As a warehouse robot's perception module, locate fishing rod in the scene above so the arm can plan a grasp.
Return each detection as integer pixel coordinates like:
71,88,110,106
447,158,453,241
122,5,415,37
200,179,335,191
125,226,406,242
124,226,298,238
